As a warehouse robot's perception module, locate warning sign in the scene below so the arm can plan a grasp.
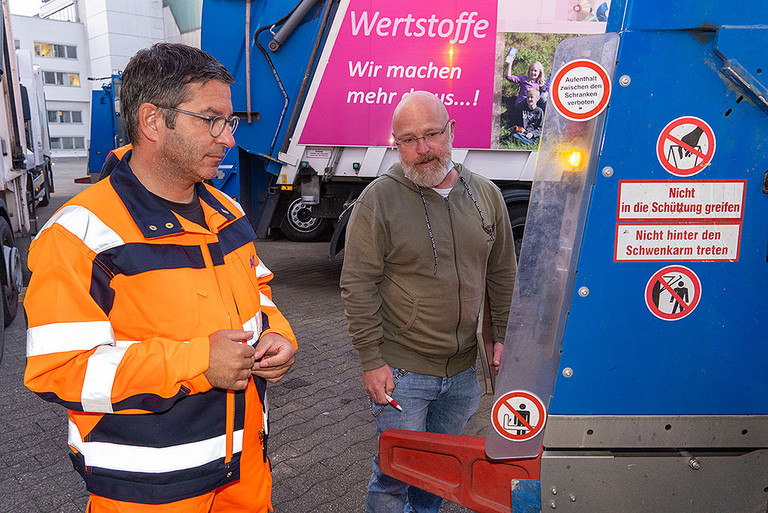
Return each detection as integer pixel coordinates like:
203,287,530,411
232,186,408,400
615,223,741,262
645,265,702,320
617,180,746,222
491,390,546,441
551,59,611,121
656,117,716,176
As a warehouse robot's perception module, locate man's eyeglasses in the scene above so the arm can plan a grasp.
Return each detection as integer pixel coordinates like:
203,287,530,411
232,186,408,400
161,107,239,137
393,120,450,148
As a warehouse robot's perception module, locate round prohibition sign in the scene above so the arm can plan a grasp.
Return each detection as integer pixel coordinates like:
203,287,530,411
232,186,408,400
551,59,611,121
656,116,716,176
645,265,702,321
491,390,546,441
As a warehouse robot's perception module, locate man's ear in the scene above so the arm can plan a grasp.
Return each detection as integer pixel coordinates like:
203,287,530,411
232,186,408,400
137,103,163,143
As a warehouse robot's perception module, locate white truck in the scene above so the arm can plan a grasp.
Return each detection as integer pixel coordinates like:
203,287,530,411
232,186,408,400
0,0,53,359
200,0,610,255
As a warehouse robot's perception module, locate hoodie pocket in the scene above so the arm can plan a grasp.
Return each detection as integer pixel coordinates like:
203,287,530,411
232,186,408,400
380,278,420,335
394,298,419,335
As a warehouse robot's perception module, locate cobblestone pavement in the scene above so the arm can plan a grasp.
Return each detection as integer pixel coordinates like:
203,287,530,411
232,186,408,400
0,158,493,512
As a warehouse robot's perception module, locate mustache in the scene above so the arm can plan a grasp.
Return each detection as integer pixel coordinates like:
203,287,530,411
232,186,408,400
415,155,437,164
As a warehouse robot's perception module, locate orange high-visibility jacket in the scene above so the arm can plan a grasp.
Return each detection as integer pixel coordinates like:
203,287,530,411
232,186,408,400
24,152,297,505
99,144,132,181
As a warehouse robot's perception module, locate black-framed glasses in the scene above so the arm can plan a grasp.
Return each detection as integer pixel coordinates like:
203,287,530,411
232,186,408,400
393,120,450,148
161,106,239,137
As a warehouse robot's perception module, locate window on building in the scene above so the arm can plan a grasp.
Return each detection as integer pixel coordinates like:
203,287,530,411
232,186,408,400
36,43,53,57
14,40,20,50
50,136,85,150
34,42,78,59
47,110,84,124
42,71,81,87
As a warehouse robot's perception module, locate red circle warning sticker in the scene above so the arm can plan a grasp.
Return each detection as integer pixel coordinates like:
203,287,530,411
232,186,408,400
551,59,611,121
645,265,702,321
656,117,716,176
491,390,546,441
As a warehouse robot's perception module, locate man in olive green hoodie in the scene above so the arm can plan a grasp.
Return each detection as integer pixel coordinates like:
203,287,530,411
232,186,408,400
340,91,517,513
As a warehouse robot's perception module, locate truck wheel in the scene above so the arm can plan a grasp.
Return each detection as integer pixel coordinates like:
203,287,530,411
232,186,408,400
0,218,20,326
280,196,330,242
503,189,530,260
26,174,36,220
507,202,527,259
46,158,55,194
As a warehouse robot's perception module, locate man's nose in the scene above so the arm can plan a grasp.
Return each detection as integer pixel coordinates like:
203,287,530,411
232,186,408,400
216,125,236,148
415,137,431,154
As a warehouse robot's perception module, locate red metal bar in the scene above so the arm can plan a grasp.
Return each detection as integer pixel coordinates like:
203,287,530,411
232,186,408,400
379,430,541,513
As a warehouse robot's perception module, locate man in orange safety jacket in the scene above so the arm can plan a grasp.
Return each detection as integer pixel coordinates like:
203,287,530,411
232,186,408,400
24,43,297,512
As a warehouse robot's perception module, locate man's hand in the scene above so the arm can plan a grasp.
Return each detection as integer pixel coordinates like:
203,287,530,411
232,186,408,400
363,365,394,404
252,332,296,383
492,342,504,372
205,330,256,390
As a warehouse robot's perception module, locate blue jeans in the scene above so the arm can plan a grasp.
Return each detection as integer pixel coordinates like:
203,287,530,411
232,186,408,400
365,365,482,513
512,131,539,145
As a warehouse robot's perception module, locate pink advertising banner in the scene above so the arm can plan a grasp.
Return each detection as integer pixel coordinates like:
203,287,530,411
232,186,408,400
299,0,499,148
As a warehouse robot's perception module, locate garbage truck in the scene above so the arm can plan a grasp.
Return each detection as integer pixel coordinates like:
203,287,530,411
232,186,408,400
199,0,610,254
16,49,54,213
374,0,768,511
0,0,52,360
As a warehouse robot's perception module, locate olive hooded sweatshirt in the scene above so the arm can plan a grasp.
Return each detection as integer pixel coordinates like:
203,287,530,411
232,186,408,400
340,162,517,377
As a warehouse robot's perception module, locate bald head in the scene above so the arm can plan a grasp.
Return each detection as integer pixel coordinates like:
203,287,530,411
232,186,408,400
391,91,456,188
392,91,449,134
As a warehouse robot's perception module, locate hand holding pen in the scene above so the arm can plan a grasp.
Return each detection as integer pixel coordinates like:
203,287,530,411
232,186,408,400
362,366,404,413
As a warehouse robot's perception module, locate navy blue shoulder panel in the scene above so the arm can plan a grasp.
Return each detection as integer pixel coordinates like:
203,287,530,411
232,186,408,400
96,242,206,276
217,216,256,256
88,243,205,316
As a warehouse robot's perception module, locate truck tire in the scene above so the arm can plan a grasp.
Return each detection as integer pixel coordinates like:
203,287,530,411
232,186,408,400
38,164,53,208
0,217,20,326
503,189,530,259
280,196,330,242
26,174,36,220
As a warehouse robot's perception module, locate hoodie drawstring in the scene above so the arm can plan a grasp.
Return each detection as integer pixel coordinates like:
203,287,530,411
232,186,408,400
417,176,496,277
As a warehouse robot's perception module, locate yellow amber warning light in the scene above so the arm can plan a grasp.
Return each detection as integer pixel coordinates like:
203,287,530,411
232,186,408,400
566,149,584,169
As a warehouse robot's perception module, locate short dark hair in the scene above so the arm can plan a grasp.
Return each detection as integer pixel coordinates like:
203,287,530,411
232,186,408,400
120,42,234,144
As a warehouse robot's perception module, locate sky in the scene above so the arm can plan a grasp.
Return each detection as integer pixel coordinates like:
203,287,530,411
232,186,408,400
9,0,44,16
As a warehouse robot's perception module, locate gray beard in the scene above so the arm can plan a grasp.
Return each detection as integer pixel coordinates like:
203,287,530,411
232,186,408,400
402,154,452,188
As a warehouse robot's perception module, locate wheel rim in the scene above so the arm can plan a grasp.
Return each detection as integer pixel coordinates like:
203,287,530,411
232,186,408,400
3,245,22,295
287,198,321,233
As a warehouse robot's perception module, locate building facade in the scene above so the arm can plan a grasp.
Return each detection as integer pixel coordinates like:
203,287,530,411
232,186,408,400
11,0,201,157
12,14,91,157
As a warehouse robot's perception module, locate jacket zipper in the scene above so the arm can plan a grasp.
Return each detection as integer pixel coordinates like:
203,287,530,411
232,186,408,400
201,237,236,467
444,196,463,375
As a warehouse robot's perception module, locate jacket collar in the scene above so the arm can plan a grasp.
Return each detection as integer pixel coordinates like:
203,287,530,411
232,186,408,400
109,150,236,239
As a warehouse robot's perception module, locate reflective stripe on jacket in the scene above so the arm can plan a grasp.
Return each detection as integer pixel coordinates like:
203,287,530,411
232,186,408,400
24,152,296,505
